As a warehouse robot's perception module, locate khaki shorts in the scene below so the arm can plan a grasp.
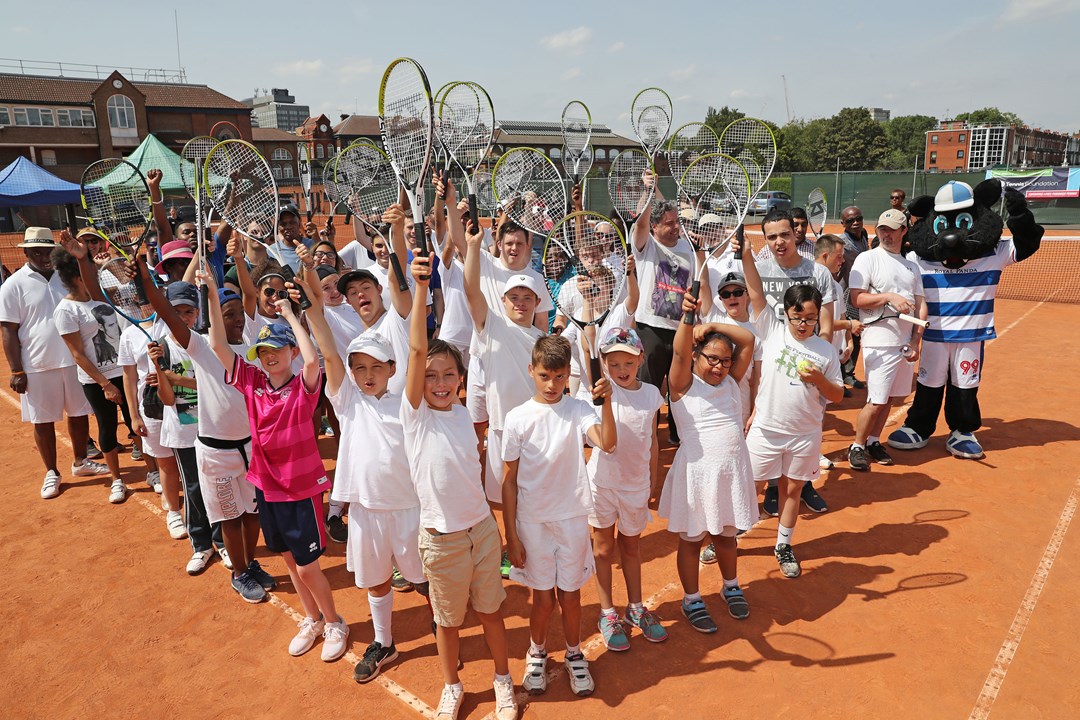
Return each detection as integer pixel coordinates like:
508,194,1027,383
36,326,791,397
418,513,505,627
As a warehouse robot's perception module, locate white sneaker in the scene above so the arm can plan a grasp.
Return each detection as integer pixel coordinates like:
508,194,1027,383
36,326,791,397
435,684,463,720
289,615,325,656
186,546,215,575
146,470,161,493
220,546,233,571
819,454,834,470
40,470,61,499
522,651,547,695
108,480,127,504
564,653,594,696
166,511,187,540
321,615,350,661
72,459,108,477
493,676,518,720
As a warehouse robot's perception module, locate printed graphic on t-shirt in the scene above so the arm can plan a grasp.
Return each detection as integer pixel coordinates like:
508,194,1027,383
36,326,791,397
90,304,120,368
651,251,689,321
171,357,199,425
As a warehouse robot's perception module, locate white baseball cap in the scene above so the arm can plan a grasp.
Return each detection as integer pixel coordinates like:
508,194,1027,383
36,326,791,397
346,333,394,363
502,273,542,297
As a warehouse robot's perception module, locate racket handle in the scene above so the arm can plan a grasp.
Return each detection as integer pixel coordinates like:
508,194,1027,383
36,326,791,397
327,213,334,228
149,342,168,372
279,265,311,311
389,253,409,293
898,313,929,328
682,280,701,325
199,283,210,333
415,218,429,257
467,193,480,234
589,356,604,407
344,209,352,225
734,224,745,260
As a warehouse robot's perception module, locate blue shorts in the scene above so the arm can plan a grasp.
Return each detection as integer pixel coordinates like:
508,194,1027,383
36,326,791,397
255,489,326,567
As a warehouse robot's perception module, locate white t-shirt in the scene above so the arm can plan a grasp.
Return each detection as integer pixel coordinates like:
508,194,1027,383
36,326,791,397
328,381,417,510
753,254,835,313
359,307,410,395
117,319,168,401
337,239,375,271
829,278,847,357
633,234,694,331
368,260,426,310
478,250,552,323
502,396,600,523
52,298,123,384
0,265,73,373
159,335,199,449
437,257,472,351
750,308,842,436
701,308,761,421
401,398,491,534
587,382,662,492
849,246,925,349
323,303,364,352
184,332,249,442
476,312,544,431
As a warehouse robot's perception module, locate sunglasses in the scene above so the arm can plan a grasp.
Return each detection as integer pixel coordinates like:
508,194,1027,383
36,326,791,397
313,250,337,259
843,215,864,223
595,231,616,240
261,287,287,299
719,288,745,299
891,196,903,200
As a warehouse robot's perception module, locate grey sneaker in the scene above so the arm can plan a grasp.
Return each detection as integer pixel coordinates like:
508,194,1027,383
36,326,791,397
699,543,717,564
247,560,277,591
866,441,894,465
231,571,267,603
848,444,870,471
86,439,102,459
353,641,398,683
774,543,802,578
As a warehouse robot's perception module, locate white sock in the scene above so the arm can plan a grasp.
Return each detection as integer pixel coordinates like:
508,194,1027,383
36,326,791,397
494,672,512,684
565,643,581,657
600,606,616,618
867,435,879,445
328,499,346,518
722,576,739,590
446,682,463,694
777,524,794,547
684,592,702,603
851,442,865,450
368,592,394,647
529,640,546,656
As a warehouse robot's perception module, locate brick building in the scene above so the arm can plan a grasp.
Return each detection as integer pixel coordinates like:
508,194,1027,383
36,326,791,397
251,127,301,182
925,120,1075,172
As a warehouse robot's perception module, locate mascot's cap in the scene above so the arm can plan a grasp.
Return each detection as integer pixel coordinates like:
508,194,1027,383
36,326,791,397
935,181,975,212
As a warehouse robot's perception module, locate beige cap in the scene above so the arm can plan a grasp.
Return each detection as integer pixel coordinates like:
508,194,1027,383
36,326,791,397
18,227,56,248
876,209,907,230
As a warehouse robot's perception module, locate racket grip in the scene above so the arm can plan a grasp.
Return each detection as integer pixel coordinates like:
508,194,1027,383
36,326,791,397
589,356,604,407
149,342,168,372
734,224,745,260
415,219,429,257
199,283,210,332
344,209,352,225
279,265,311,311
682,280,701,325
328,213,334,228
468,193,480,233
389,253,409,292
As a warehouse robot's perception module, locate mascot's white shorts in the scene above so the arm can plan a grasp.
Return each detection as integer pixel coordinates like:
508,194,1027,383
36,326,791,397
917,341,984,389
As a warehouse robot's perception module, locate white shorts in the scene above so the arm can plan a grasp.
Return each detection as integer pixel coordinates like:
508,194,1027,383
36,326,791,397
347,505,425,588
863,346,915,404
747,426,822,483
194,439,258,524
680,527,738,543
466,356,487,424
588,484,651,536
140,418,170,459
918,341,983,389
484,428,504,504
20,366,91,424
510,517,595,592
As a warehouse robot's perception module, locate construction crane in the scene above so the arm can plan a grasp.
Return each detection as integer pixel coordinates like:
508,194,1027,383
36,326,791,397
782,75,793,124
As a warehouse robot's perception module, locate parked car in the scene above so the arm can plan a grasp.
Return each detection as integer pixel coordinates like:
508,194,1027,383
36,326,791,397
748,191,792,214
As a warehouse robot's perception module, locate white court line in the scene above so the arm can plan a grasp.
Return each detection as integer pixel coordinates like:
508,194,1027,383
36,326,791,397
0,388,437,719
968,478,1079,719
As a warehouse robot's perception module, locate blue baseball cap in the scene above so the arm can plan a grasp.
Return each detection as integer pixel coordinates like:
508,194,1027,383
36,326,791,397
246,322,297,360
165,281,199,308
934,181,975,212
218,289,242,305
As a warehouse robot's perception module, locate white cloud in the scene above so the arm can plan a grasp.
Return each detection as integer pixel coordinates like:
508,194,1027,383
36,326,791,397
561,68,582,81
1000,0,1077,22
540,26,592,54
670,64,696,82
275,59,323,76
730,89,749,99
608,41,625,53
12,26,30,34
339,59,374,79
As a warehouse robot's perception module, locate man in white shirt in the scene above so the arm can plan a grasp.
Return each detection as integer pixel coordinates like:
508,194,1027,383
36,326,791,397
847,210,927,471
0,228,104,498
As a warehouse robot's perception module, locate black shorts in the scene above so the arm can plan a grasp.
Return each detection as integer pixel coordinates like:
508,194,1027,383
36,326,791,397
255,489,326,566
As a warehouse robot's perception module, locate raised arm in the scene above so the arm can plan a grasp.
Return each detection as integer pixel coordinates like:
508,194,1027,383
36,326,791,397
201,261,236,372
462,220,489,333
668,293,699,400
694,320,755,384
300,266,344,395
632,171,656,252
141,255,191,349
624,254,639,316
737,233,767,317
275,292,320,392
404,253,432,409
382,203,414,318
147,169,173,246
228,235,258,319
59,230,107,303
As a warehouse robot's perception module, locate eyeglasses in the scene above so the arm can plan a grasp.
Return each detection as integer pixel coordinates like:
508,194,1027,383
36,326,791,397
786,315,819,327
595,231,616,240
843,215,864,223
698,352,733,368
718,288,745,299
890,196,903,200
313,250,337,259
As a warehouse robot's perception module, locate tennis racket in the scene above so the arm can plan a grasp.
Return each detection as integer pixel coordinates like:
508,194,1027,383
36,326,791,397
666,122,720,196
181,136,219,329
473,169,496,217
677,153,750,324
80,159,153,260
296,142,314,221
561,100,591,165
807,187,827,239
210,121,242,140
860,301,929,329
431,82,457,185
562,143,593,187
98,256,166,370
492,147,566,237
720,118,777,260
542,211,628,405
378,57,436,259
439,81,496,232
607,149,655,228
631,87,672,162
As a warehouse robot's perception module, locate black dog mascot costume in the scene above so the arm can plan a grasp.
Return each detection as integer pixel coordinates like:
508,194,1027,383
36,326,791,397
887,179,1043,458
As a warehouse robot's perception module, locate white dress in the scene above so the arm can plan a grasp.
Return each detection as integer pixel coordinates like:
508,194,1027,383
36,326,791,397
659,374,757,536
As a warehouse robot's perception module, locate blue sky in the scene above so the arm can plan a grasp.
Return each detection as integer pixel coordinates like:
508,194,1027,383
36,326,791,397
4,0,1078,135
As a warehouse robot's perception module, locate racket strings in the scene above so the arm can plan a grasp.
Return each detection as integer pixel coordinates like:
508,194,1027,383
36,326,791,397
543,216,627,327
81,161,151,248
721,119,777,197
381,64,433,188
607,150,654,224
631,88,672,155
493,149,567,235
678,154,745,253
204,142,277,243
667,123,719,191
100,260,154,321
180,137,218,199
561,101,591,158
563,144,593,181
473,170,496,215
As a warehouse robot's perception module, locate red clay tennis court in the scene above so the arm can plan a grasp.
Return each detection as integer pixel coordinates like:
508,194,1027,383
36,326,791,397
1,233,1078,719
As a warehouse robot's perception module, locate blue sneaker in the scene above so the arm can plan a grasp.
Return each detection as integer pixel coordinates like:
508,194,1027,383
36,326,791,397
681,598,717,633
598,613,630,651
888,426,928,450
946,431,984,459
722,585,750,620
625,605,668,642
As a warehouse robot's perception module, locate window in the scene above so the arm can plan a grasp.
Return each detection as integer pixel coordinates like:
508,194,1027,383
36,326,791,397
549,147,562,160
40,150,57,166
959,133,966,142
930,151,937,164
56,109,95,127
315,144,324,159
957,150,965,159
107,95,136,129
0,107,9,125
931,134,939,144
272,166,282,180
13,108,54,126
327,145,335,156
281,165,295,179
595,148,606,160
271,147,292,161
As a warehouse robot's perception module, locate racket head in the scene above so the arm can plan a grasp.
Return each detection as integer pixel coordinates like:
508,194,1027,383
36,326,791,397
180,136,218,200
442,81,495,175
677,153,746,254
98,256,158,324
720,117,777,195
335,142,398,235
562,143,593,183
607,149,656,226
79,159,152,252
542,210,628,329
631,87,672,157
203,139,279,245
297,142,312,194
492,147,567,235
808,187,828,233
209,121,242,141
322,154,342,206
378,57,435,192
473,169,496,216
666,122,720,192
561,101,592,159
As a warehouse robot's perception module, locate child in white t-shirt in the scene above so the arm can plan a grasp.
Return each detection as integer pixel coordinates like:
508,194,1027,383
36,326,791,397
402,252,517,720
503,334,616,698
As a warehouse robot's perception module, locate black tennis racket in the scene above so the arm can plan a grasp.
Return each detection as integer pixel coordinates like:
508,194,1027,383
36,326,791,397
861,302,929,329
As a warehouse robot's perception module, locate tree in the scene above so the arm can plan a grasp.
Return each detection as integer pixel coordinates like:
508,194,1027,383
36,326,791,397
777,118,828,172
954,107,1024,127
882,114,938,170
815,107,889,171
703,106,744,139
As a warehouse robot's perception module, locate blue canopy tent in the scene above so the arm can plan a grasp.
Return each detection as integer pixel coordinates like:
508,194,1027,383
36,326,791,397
0,156,82,208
